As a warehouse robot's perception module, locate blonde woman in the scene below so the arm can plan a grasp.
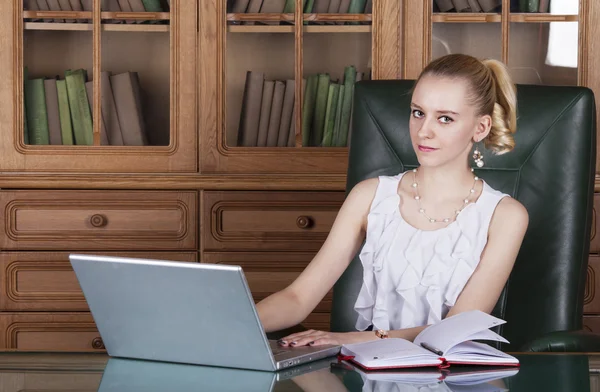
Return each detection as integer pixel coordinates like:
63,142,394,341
257,53,529,347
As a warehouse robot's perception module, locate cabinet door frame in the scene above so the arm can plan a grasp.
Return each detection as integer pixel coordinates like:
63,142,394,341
199,0,401,175
0,0,198,173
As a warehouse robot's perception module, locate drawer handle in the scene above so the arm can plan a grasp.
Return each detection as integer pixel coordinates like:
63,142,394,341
91,337,105,350
90,214,108,228
296,215,314,229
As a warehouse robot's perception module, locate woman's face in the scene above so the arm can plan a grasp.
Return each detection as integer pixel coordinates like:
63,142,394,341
409,74,489,169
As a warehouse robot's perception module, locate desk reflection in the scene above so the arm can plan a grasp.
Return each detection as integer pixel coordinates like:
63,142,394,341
96,353,591,392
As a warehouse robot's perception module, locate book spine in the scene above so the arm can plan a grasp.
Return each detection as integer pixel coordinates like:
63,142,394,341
310,73,330,146
25,78,50,145
321,83,339,147
56,79,74,145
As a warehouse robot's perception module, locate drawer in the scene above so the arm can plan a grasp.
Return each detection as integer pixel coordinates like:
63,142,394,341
592,194,600,253
203,191,345,251
0,190,197,250
0,313,104,351
585,255,600,314
0,252,197,311
203,252,332,325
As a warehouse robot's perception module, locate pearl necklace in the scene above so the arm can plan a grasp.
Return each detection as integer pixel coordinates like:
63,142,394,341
411,168,480,224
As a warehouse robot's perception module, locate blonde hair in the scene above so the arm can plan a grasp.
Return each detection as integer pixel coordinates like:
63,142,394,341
416,54,517,155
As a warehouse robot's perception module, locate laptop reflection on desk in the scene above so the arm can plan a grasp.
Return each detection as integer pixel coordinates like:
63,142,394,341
97,356,337,392
69,254,340,372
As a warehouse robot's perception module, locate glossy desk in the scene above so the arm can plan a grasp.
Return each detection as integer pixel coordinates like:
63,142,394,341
0,352,599,391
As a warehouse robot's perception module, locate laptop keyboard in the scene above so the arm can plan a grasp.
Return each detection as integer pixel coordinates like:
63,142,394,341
271,347,288,356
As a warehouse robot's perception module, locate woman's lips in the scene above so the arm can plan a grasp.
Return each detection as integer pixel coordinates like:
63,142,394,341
418,145,438,152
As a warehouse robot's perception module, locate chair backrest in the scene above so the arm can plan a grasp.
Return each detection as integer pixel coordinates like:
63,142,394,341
330,80,596,351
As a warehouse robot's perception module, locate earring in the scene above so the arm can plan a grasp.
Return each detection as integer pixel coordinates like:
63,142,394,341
473,145,484,168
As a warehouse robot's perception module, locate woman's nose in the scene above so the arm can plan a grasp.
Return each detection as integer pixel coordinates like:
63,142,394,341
417,120,434,139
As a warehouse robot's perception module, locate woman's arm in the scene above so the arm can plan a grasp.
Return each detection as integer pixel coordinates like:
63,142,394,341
256,178,379,333
280,196,529,347
445,196,528,317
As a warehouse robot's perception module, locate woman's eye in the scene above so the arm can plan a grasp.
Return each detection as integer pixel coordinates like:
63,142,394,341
412,109,424,118
439,116,453,124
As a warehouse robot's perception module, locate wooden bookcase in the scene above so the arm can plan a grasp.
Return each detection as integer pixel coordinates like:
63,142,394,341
0,0,600,351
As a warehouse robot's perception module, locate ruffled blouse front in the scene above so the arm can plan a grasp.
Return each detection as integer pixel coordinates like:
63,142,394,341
354,172,507,332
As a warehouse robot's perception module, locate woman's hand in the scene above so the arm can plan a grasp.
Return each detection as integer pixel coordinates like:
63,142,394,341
277,329,376,347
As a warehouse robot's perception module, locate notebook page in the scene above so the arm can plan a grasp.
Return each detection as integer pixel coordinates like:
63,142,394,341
413,310,506,355
445,342,519,364
465,329,509,344
341,338,440,368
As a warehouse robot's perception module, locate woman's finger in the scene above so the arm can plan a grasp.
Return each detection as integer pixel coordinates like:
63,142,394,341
290,332,328,347
310,337,336,346
278,329,318,346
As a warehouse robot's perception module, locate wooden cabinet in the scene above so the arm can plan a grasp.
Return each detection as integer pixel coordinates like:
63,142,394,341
0,0,599,352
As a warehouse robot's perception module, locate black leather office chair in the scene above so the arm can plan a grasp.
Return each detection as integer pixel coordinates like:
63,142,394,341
330,80,600,352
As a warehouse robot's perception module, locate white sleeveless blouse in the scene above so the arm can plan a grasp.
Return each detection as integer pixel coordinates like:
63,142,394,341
353,171,509,331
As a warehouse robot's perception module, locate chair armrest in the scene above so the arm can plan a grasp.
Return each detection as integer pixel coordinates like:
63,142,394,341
519,329,600,352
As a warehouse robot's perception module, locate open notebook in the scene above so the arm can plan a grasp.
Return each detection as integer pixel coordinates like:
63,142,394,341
340,310,519,370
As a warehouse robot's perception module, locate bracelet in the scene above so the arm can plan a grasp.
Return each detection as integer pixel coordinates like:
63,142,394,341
375,329,389,339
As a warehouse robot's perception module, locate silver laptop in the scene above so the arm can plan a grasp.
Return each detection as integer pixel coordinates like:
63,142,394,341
69,254,341,371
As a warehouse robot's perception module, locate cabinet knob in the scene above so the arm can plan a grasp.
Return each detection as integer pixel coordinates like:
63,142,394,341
91,337,105,349
90,214,107,228
296,216,313,229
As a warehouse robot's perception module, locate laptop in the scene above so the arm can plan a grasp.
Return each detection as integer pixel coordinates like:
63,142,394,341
69,254,341,372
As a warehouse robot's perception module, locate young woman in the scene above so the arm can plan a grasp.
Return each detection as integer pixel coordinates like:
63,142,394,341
256,53,529,347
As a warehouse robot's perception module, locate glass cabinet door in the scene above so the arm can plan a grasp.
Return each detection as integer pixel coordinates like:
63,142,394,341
201,0,380,175
405,0,584,89
3,0,197,173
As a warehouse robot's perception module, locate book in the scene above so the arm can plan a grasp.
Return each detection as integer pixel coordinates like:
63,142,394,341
339,310,519,371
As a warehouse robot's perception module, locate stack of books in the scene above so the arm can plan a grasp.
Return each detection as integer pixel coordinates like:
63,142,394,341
24,67,149,146
236,65,369,147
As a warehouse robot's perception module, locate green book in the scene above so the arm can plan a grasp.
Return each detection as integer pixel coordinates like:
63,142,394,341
65,69,93,146
24,78,50,145
56,79,74,145
348,0,367,24
23,66,29,144
332,84,345,146
310,73,330,146
141,0,163,12
338,65,356,147
321,83,339,147
301,74,318,147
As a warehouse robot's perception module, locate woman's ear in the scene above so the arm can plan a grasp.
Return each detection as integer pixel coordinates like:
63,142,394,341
474,114,492,142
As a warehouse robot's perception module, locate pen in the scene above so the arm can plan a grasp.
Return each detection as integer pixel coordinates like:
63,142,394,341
420,342,444,356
